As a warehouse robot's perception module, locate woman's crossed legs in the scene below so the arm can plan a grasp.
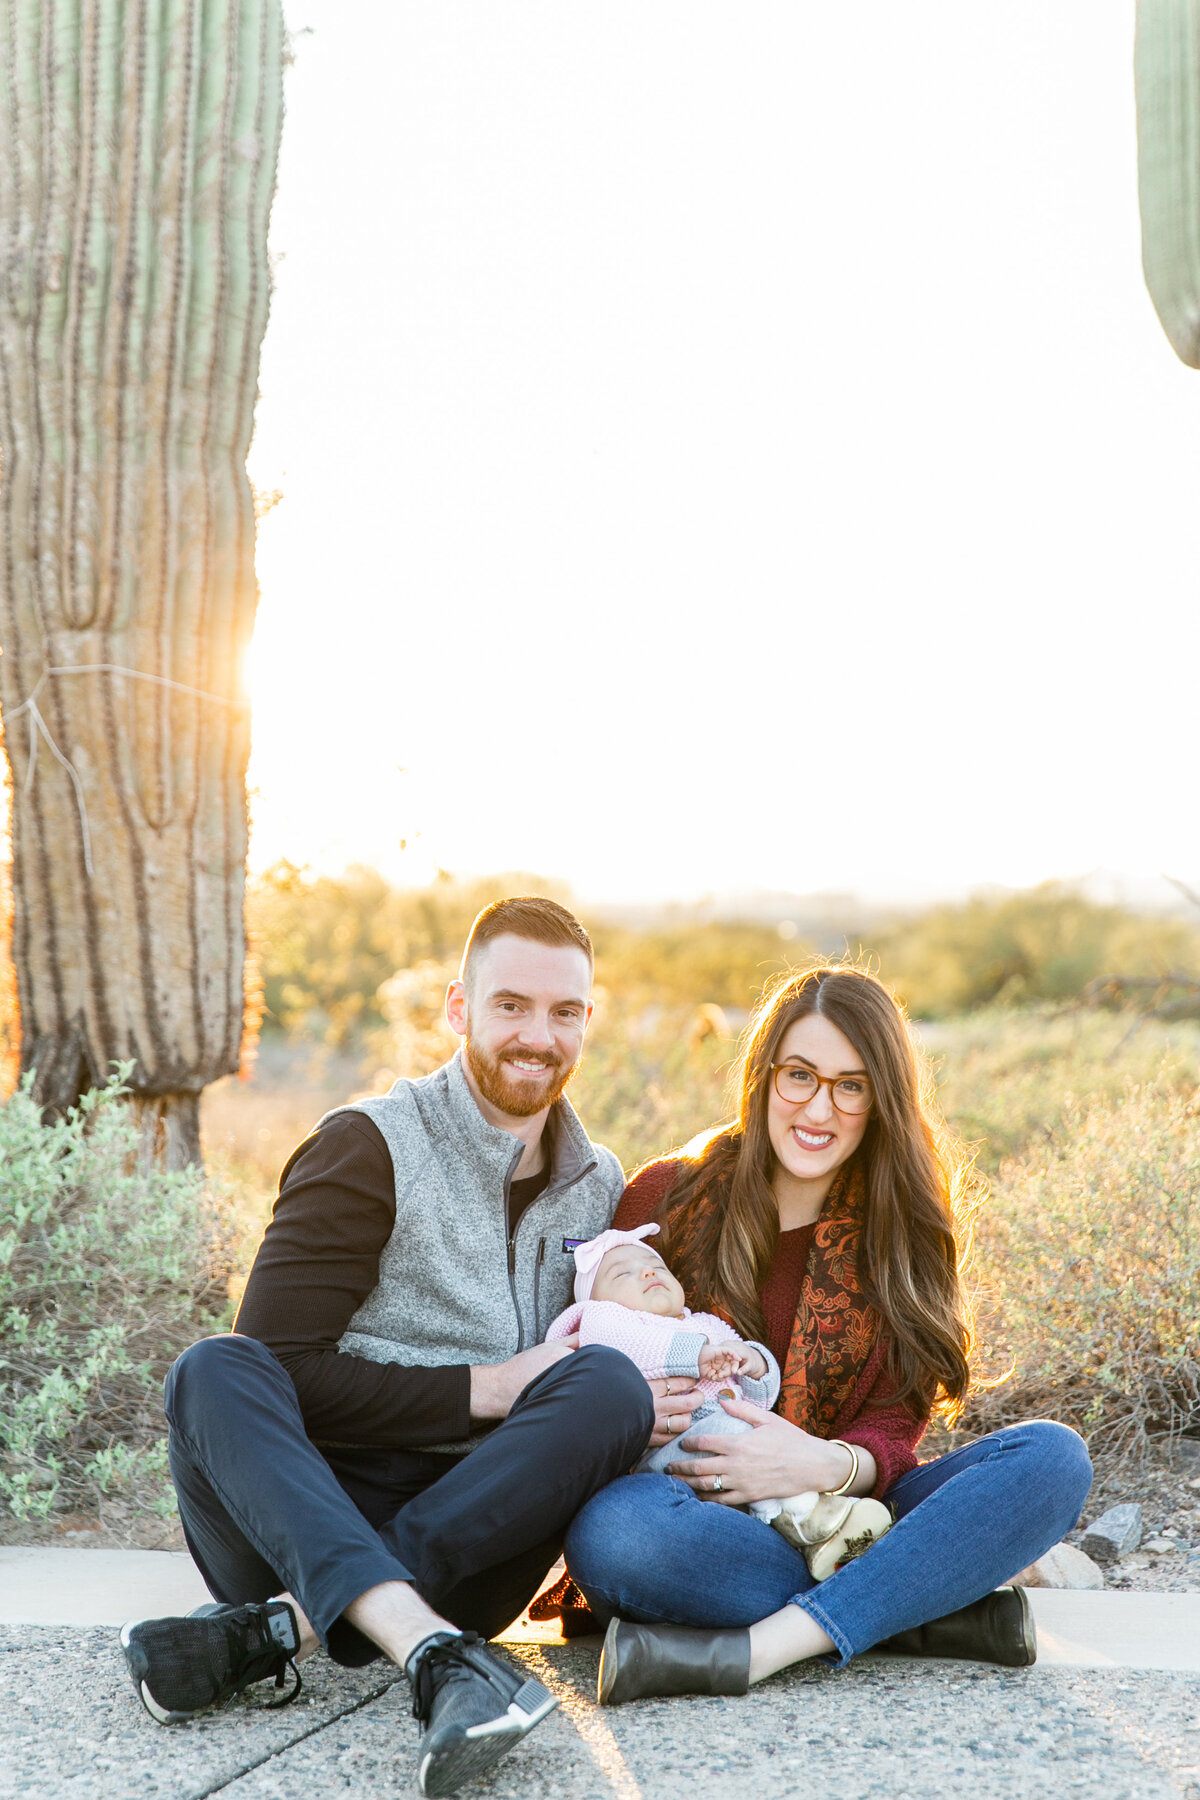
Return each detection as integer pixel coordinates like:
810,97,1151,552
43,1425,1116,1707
566,1419,1093,1673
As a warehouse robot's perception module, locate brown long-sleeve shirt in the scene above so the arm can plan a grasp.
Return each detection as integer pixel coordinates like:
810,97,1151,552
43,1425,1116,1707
234,1110,549,1448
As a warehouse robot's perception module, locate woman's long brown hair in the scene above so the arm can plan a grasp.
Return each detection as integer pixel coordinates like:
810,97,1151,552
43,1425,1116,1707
655,964,978,1420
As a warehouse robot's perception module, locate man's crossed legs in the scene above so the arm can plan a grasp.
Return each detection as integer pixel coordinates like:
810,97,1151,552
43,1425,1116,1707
120,1336,651,1797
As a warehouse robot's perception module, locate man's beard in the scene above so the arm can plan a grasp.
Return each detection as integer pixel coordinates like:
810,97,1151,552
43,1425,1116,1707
464,1037,581,1118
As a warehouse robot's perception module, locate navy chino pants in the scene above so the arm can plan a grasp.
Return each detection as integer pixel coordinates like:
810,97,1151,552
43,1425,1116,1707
164,1334,653,1666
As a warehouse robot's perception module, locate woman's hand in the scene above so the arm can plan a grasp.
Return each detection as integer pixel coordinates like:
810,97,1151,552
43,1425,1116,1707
671,1397,859,1506
645,1375,706,1448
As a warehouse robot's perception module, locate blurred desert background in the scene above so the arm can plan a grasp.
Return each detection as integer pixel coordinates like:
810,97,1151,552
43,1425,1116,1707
3,3,1199,1582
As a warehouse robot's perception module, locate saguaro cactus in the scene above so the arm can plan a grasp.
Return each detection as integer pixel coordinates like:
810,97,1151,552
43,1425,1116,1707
0,2,284,1165
1136,0,1200,366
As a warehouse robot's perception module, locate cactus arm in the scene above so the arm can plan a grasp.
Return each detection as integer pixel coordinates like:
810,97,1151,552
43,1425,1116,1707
1136,0,1200,366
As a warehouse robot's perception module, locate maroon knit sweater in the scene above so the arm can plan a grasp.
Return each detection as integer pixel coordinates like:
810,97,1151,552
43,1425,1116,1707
613,1159,928,1498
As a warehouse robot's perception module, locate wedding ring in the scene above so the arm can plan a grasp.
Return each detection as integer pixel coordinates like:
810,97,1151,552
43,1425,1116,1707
667,1413,679,1434
712,1475,724,1493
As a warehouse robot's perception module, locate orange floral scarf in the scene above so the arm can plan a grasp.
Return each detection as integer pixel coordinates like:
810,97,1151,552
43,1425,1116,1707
663,1158,879,1436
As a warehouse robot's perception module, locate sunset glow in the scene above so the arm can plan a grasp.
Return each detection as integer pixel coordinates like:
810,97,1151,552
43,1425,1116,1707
245,1,1196,909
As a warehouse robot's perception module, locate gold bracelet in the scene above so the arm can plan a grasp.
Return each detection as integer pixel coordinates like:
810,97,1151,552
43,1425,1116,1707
826,1439,859,1497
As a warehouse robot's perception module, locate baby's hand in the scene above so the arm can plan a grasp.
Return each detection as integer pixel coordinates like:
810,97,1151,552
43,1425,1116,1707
697,1343,738,1382
698,1342,766,1383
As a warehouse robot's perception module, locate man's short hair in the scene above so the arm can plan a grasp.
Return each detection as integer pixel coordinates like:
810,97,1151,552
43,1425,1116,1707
460,896,594,986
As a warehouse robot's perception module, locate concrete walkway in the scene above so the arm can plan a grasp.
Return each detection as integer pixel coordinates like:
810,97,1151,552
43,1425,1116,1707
0,1547,210,1627
4,1545,1200,1669
3,1550,1200,1799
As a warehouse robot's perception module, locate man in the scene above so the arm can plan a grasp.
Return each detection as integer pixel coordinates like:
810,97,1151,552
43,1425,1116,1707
120,897,677,1798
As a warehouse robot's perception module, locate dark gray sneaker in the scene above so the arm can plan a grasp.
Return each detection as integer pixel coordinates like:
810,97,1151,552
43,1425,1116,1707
119,1600,302,1723
408,1631,557,1797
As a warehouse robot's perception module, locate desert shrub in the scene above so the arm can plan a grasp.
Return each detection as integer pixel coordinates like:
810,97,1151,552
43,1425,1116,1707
247,862,573,1044
0,1070,233,1522
247,863,1200,1049
591,922,806,1013
922,1008,1200,1171
961,1085,1200,1466
248,861,814,1050
872,882,1199,1018
370,957,460,1083
569,996,735,1171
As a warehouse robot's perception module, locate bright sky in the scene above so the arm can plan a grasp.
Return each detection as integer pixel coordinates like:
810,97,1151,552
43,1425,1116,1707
246,1,1198,908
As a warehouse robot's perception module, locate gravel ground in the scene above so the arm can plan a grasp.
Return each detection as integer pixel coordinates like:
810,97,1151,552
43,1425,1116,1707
1068,1464,1200,1593
9,1454,1200,1590
3,1625,1199,1800
0,1511,185,1552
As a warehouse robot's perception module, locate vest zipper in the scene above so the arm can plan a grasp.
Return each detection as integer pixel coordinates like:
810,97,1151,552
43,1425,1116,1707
533,1237,547,1338
502,1142,527,1352
506,1148,594,1353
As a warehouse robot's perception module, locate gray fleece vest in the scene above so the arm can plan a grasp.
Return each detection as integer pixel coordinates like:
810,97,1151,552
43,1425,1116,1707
333,1051,625,1452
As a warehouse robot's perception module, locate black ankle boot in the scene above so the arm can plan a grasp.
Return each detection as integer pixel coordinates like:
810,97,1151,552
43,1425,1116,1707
598,1619,752,1705
879,1587,1036,1667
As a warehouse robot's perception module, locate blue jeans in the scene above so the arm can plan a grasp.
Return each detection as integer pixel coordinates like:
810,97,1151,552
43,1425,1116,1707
565,1420,1093,1667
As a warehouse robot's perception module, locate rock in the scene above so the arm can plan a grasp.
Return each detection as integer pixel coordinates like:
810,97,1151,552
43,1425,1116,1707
1173,1438,1200,1470
1081,1502,1143,1563
1010,1542,1105,1590
1143,1536,1178,1554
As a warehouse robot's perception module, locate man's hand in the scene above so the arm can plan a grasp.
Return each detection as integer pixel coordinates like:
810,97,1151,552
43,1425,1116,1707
469,1337,577,1422
645,1375,706,1448
697,1342,767,1384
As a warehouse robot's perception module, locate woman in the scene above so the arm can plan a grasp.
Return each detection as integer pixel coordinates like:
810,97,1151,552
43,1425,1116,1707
562,965,1093,1702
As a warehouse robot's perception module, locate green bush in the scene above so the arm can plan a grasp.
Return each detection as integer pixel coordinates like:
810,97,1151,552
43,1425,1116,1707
962,1084,1200,1464
248,862,573,1044
922,1008,1200,1172
873,882,1199,1018
0,1070,233,1522
569,999,735,1172
591,922,804,1013
246,863,1200,1052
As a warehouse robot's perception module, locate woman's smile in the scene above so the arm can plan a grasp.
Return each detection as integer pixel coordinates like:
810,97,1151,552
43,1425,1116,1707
791,1124,835,1151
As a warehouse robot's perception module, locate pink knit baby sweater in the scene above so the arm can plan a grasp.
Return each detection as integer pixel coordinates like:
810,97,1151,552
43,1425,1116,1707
545,1299,773,1404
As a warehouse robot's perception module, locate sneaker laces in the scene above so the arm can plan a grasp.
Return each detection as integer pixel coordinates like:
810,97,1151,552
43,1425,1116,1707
410,1632,484,1725
224,1609,303,1712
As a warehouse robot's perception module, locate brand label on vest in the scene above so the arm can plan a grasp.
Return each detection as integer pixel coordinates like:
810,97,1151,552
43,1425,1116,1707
562,1237,586,1253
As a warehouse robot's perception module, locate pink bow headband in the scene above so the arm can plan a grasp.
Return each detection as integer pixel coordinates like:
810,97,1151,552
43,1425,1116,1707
572,1223,662,1304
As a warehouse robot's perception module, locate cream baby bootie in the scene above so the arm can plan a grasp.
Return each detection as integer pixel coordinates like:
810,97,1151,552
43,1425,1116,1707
767,1489,893,1581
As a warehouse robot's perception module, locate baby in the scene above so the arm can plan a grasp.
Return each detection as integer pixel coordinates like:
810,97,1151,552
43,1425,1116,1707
546,1223,781,1505
545,1224,892,1576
